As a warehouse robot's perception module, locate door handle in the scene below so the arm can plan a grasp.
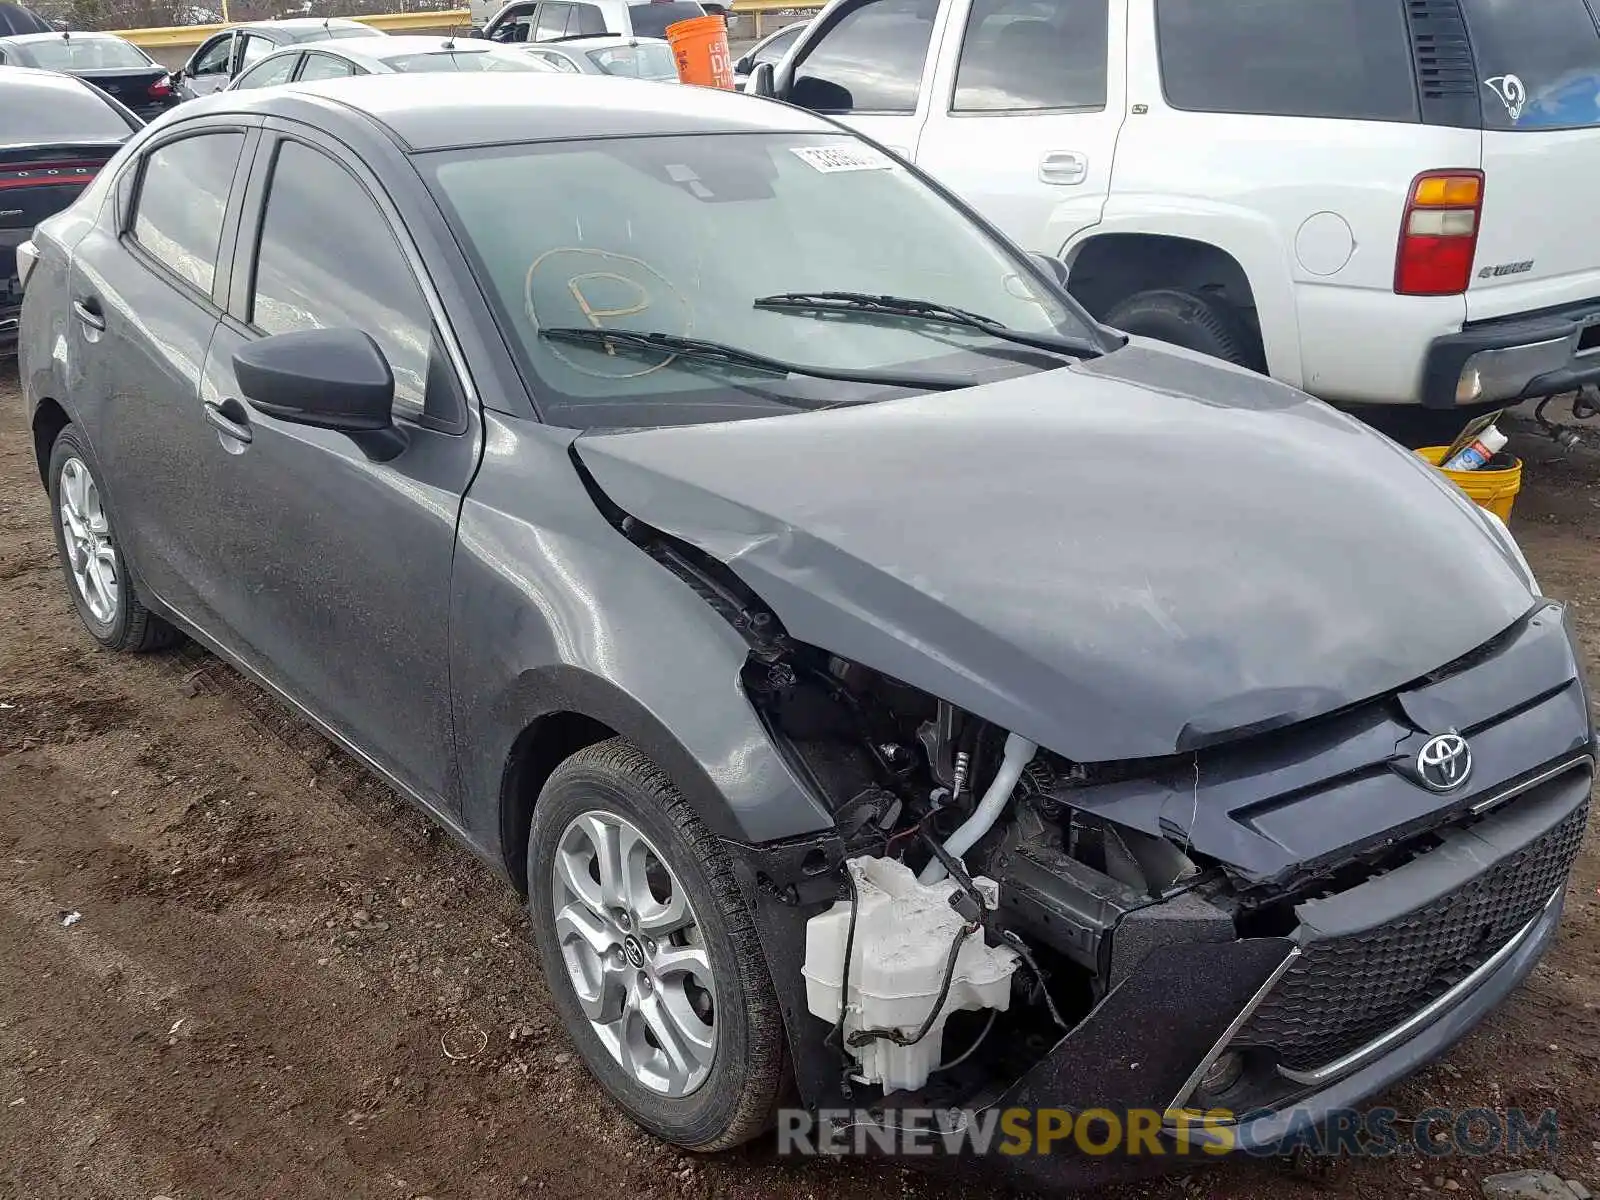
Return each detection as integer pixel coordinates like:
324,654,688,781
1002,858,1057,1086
1039,151,1088,185
72,297,106,332
203,398,253,444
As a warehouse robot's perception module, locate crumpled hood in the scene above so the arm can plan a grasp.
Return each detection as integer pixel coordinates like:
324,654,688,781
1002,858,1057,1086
574,345,1537,762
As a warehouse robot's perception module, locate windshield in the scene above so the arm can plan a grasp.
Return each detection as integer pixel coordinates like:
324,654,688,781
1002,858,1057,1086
1462,0,1600,129
387,48,551,71
20,36,152,70
423,132,1091,428
586,41,677,78
626,1,703,37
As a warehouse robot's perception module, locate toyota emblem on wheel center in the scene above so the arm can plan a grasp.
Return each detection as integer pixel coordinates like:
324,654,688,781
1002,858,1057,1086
1417,732,1473,792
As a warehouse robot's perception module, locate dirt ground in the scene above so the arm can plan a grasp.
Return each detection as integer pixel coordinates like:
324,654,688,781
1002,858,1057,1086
3,365,1600,1200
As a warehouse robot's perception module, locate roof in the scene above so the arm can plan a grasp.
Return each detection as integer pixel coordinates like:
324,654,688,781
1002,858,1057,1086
198,68,830,150
534,34,670,49
243,16,369,28
0,61,96,90
291,33,503,59
1,29,130,44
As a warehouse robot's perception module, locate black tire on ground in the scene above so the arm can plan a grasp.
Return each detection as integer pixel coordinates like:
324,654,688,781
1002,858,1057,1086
46,425,180,653
527,737,787,1151
1103,287,1264,370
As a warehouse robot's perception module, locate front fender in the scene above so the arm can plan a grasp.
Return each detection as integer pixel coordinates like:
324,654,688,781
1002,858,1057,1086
450,412,836,854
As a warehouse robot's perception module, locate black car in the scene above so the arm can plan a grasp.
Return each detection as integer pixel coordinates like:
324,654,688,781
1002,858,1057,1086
0,31,180,118
1,65,140,354
15,72,1593,1187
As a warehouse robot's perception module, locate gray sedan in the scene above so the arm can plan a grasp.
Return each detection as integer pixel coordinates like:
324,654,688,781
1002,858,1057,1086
520,33,678,80
15,71,1584,1189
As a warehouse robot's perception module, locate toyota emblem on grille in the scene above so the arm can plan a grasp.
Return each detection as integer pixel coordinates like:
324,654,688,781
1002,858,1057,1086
1417,732,1472,792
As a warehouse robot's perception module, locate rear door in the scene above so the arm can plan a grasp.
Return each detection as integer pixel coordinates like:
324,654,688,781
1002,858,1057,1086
193,127,479,806
910,0,1123,251
66,121,253,624
1460,0,1600,320
781,0,944,159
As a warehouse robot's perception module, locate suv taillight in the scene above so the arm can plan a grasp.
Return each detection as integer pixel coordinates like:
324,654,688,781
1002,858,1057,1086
1395,170,1484,296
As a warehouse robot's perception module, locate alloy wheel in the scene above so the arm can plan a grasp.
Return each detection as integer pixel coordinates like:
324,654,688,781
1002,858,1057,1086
551,810,717,1097
57,456,119,626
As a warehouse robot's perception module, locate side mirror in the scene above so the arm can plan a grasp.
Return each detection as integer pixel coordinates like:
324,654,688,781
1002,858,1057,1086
749,60,776,97
1029,251,1070,290
171,67,185,85
234,328,404,459
733,53,751,74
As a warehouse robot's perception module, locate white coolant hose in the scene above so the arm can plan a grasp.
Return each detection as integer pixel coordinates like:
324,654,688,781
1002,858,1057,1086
919,732,1037,884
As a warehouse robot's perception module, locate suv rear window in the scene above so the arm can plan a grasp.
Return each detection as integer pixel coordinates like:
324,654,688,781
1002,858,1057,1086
1155,0,1419,122
1461,0,1600,129
626,1,703,37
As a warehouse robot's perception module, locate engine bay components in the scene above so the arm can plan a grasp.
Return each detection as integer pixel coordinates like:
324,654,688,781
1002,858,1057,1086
803,856,1020,1094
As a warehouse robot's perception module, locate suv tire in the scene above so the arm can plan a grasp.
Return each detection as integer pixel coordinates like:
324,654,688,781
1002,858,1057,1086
527,738,786,1151
1104,288,1263,370
48,426,180,653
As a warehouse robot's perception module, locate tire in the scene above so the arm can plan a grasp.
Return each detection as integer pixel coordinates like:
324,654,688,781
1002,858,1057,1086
527,738,786,1151
47,425,179,653
1104,287,1264,371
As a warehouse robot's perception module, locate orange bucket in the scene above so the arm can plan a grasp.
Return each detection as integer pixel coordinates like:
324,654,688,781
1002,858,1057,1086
666,13,735,89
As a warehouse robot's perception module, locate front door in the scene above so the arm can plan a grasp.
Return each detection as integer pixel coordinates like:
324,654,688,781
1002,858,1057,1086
192,131,481,807
782,0,943,160
180,31,236,96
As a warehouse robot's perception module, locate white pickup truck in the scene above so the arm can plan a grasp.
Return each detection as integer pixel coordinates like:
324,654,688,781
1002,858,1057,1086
756,0,1600,418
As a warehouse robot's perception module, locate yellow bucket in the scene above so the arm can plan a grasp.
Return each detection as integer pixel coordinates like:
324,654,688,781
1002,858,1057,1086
1416,446,1522,522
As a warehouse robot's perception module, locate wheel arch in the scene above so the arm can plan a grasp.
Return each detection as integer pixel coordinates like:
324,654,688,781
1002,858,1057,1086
1063,225,1303,386
492,663,834,895
30,397,71,486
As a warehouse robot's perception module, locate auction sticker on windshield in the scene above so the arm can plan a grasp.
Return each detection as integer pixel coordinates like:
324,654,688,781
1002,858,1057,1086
791,144,896,173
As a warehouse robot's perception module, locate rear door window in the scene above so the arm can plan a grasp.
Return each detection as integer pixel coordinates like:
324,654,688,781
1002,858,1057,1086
1154,0,1419,122
952,0,1107,112
234,52,299,88
535,1,573,38
1461,0,1600,129
297,52,358,80
789,0,938,113
131,132,244,295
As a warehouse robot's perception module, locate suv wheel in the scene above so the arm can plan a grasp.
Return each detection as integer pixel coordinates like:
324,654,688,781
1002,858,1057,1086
1104,287,1264,370
527,738,786,1150
48,427,179,653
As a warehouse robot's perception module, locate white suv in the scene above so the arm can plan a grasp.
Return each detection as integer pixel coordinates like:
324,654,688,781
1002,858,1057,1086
758,0,1600,414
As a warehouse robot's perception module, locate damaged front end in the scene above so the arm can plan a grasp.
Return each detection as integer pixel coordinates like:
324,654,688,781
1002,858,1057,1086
690,555,1590,1182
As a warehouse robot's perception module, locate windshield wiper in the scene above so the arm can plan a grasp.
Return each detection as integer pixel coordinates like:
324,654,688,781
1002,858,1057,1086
539,327,971,396
753,291,1103,359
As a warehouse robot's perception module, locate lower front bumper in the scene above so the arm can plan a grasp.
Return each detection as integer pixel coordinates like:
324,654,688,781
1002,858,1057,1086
1421,297,1600,407
975,887,1561,1188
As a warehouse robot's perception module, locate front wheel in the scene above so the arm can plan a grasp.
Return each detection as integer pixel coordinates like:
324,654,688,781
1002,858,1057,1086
527,738,786,1150
47,426,178,653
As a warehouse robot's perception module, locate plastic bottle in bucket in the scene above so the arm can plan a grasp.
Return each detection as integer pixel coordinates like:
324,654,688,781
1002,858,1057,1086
666,13,735,89
1442,424,1507,471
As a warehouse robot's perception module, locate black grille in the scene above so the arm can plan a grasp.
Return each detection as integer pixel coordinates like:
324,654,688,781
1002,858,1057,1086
1236,799,1587,1071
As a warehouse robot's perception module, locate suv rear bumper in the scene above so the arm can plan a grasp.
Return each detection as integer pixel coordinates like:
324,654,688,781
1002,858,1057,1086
1421,296,1600,408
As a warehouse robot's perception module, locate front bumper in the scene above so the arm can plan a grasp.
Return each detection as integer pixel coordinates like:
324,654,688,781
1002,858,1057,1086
1422,295,1600,407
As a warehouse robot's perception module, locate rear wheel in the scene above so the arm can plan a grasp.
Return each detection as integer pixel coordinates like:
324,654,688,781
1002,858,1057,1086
527,738,786,1150
47,426,179,653
1104,287,1264,370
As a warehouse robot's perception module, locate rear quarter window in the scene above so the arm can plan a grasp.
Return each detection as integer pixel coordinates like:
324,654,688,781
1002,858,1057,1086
1462,0,1600,129
1155,0,1420,122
